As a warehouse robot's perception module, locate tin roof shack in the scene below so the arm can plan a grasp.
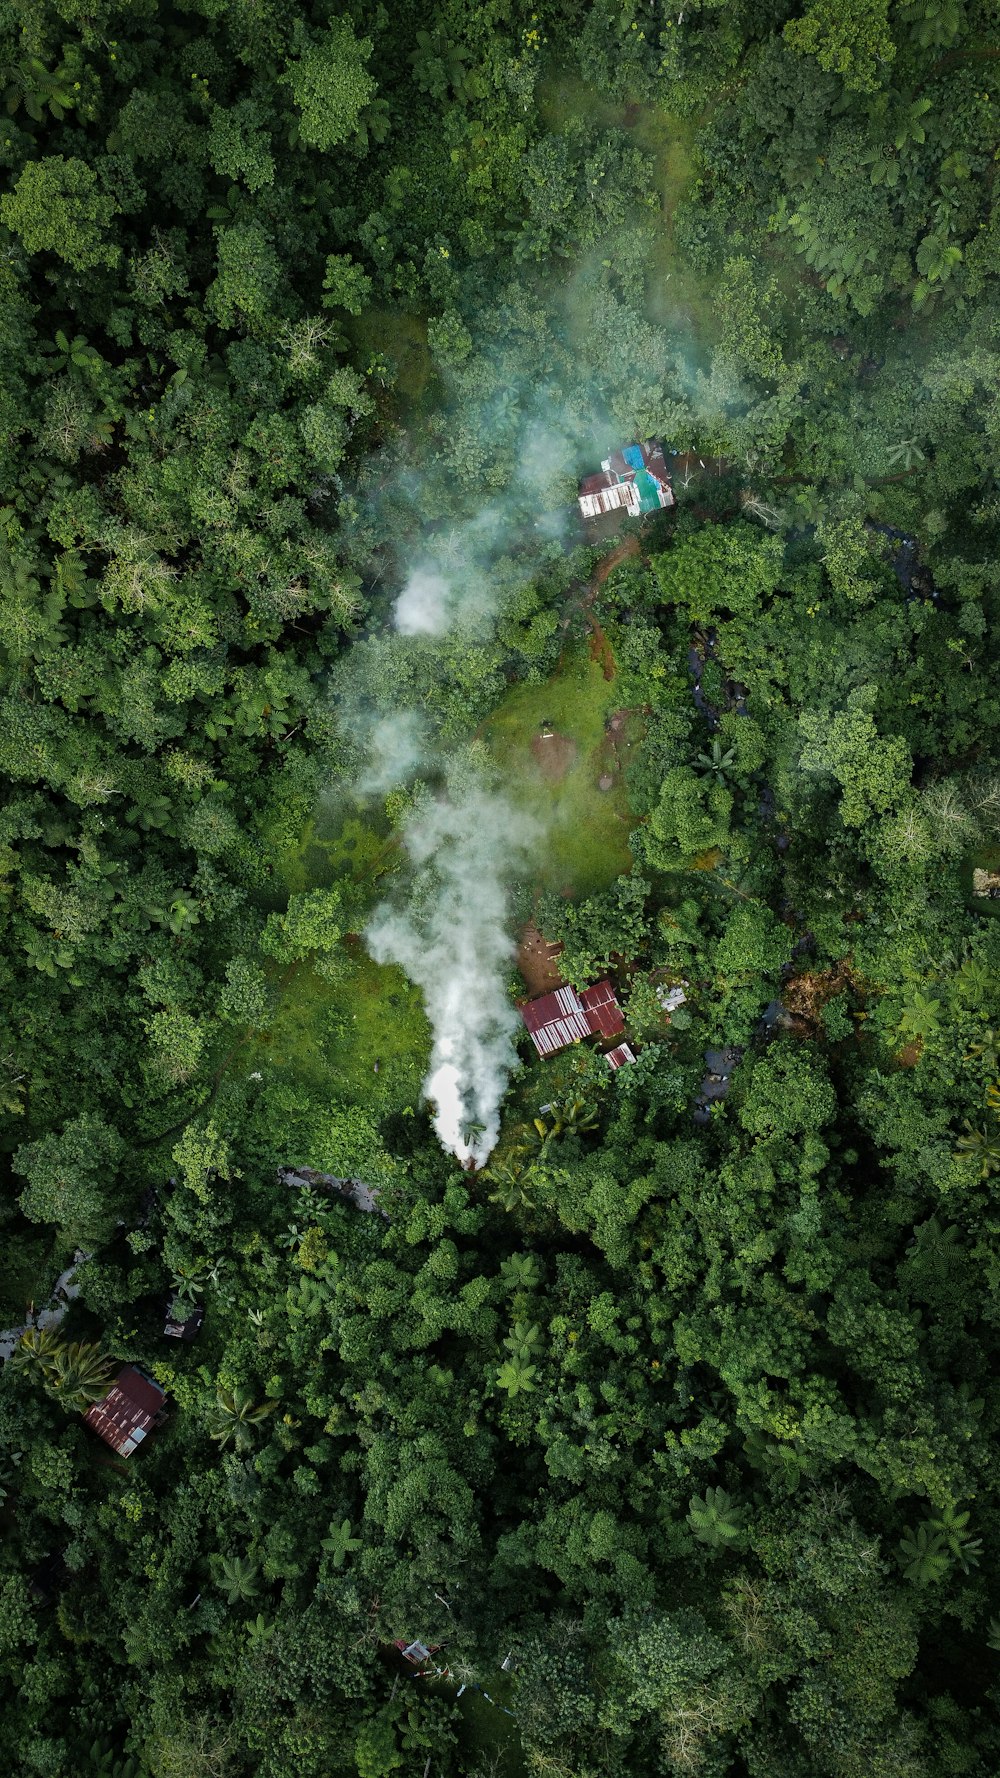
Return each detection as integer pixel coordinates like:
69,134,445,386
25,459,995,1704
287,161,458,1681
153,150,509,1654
521,980,625,1058
605,1042,636,1071
578,441,674,520
83,1366,167,1457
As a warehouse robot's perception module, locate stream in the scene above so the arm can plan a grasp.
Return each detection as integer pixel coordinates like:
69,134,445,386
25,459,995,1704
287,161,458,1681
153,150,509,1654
0,1250,91,1362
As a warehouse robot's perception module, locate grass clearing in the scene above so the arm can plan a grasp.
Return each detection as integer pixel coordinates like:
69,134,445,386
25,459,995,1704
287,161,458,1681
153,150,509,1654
484,643,633,897
345,305,435,406
251,801,429,1117
249,945,430,1119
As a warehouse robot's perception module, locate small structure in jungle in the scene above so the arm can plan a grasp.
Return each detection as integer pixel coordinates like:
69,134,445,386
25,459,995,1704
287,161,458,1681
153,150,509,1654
578,441,674,520
521,980,625,1058
83,1365,167,1457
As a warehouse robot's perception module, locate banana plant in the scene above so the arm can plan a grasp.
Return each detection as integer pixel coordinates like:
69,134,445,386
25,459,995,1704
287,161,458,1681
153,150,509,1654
898,1522,951,1586
694,736,737,781
955,1121,1000,1178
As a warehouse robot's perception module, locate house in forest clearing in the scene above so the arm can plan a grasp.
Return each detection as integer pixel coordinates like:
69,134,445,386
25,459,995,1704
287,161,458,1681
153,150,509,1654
83,1365,167,1457
521,980,625,1058
394,1638,441,1667
578,441,674,520
163,1294,205,1342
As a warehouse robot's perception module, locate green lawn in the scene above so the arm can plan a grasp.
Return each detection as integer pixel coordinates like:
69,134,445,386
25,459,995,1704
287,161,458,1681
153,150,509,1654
484,643,634,897
245,945,430,1122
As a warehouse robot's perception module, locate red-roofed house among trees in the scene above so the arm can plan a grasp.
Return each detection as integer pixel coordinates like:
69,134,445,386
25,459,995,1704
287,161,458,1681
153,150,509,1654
521,980,625,1057
578,441,675,520
83,1365,167,1457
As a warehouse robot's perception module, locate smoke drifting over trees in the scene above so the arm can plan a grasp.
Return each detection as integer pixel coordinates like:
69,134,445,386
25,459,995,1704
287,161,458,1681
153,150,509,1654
366,785,537,1165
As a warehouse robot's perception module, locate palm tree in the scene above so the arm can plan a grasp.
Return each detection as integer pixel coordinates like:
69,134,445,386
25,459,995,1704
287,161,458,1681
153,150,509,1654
218,1555,260,1605
26,1338,115,1412
928,1502,982,1574
694,736,737,781
955,1121,1000,1179
898,1523,950,1587
205,1386,277,1453
688,1487,744,1552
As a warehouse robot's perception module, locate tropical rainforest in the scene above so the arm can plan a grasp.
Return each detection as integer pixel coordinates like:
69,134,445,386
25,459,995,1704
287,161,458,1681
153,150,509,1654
2,1,1000,1775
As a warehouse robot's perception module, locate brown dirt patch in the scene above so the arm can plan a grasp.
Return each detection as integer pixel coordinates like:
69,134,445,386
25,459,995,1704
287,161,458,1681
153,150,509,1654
531,731,577,780
783,960,860,1025
895,1040,923,1068
517,920,564,996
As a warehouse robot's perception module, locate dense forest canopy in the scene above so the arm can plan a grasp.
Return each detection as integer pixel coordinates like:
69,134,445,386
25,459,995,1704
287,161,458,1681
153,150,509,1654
2,1,1000,1775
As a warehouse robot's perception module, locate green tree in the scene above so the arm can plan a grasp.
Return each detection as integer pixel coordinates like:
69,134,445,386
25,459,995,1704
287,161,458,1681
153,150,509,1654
282,21,377,151
0,156,119,269
14,1114,125,1243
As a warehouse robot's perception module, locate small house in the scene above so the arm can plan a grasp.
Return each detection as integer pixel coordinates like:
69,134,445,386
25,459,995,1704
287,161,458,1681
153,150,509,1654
521,980,625,1058
163,1294,205,1342
394,1638,441,1666
605,1043,636,1071
83,1365,167,1457
578,441,674,520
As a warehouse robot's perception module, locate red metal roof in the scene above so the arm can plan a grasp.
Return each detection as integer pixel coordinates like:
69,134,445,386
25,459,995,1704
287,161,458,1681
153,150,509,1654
579,980,626,1038
521,980,624,1056
83,1365,166,1457
605,1042,636,1070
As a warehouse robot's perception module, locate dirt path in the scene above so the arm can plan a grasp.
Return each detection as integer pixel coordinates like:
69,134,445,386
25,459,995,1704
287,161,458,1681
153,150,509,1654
592,533,641,587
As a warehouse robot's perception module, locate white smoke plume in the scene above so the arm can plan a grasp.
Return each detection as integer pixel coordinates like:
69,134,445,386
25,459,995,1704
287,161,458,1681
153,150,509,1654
366,785,537,1166
354,710,426,794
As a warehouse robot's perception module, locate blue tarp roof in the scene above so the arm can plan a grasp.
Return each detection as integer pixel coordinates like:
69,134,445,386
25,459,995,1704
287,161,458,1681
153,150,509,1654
622,444,645,471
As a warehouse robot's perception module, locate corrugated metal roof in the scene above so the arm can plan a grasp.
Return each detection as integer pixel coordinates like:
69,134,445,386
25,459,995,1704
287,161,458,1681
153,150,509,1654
83,1366,165,1456
605,1043,636,1070
522,985,583,1033
521,980,624,1055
